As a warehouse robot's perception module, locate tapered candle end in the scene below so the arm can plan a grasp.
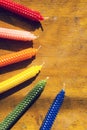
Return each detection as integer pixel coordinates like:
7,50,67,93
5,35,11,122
38,62,45,70
32,35,39,40
44,17,49,20
62,83,65,91
35,35,39,39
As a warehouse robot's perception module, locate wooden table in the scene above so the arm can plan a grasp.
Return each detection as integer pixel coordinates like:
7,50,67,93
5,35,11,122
0,0,87,130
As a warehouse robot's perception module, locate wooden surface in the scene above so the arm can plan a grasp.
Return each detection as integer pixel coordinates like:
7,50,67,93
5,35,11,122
0,0,87,130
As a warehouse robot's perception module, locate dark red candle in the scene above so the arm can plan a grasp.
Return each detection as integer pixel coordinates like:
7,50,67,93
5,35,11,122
0,0,44,21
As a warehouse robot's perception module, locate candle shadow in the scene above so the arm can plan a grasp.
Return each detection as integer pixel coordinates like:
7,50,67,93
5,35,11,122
33,96,87,111
0,56,36,74
0,39,33,51
0,73,40,100
63,96,87,110
0,8,43,31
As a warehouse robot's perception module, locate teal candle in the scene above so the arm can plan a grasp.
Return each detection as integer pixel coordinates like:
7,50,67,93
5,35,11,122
0,79,47,130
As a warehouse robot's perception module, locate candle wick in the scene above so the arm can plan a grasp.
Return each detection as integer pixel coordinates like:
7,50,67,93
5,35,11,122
37,45,42,51
62,83,66,91
44,17,49,20
46,76,49,81
41,62,45,67
36,35,39,39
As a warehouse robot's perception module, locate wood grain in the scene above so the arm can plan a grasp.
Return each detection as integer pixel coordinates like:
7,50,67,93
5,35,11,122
0,0,87,130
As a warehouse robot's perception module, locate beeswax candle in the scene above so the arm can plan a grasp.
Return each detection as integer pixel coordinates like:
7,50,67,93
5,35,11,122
0,48,37,67
0,27,37,41
40,89,65,130
0,0,44,21
0,65,42,93
0,79,47,130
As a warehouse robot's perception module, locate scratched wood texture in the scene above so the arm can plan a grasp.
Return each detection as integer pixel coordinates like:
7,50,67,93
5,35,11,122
0,0,87,130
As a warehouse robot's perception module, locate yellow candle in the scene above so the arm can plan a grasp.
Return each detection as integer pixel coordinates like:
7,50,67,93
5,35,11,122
0,65,42,93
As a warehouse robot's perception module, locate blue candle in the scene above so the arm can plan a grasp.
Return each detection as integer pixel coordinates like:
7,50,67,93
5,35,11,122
40,89,65,130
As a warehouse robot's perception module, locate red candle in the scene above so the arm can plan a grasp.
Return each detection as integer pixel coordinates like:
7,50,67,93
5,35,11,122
0,0,44,21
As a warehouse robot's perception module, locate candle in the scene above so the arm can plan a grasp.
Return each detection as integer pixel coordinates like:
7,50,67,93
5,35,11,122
0,48,37,67
0,27,37,41
40,89,65,130
0,79,47,130
0,65,42,93
0,0,44,21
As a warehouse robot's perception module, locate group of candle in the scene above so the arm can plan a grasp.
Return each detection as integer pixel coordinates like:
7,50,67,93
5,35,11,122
0,0,65,130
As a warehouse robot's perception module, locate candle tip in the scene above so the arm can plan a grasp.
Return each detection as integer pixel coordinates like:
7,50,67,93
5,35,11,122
37,45,42,51
62,83,65,91
46,76,49,80
41,62,45,67
36,35,39,38
44,17,49,20
34,35,39,39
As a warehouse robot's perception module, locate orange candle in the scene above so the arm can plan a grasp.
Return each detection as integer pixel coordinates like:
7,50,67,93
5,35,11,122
0,48,37,67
